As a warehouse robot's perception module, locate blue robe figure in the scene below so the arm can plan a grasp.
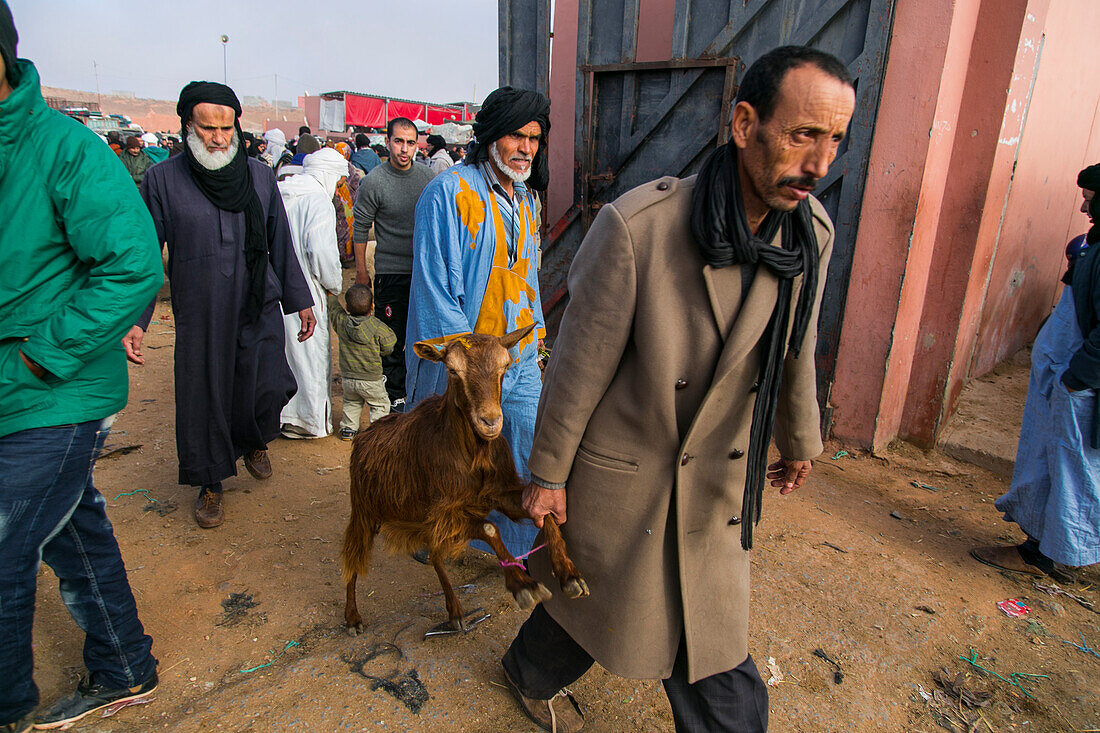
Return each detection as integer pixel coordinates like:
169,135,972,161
996,285,1100,567
406,162,545,556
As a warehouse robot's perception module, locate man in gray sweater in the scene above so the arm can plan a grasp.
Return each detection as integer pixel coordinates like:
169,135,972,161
351,116,434,410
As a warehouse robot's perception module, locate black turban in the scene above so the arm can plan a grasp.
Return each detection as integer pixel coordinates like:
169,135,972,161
176,80,269,322
467,86,550,191
0,0,18,86
1079,164,1100,245
426,134,446,155
177,81,243,128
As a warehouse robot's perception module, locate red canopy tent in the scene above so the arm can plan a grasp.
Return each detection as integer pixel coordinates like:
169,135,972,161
344,95,386,127
426,105,462,124
323,91,469,130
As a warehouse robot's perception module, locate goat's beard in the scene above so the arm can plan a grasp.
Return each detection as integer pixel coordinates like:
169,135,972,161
489,141,532,184
186,128,239,171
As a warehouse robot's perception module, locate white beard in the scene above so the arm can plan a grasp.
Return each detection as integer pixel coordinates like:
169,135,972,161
187,129,240,170
490,142,532,183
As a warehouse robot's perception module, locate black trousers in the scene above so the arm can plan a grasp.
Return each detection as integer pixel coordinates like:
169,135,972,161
503,605,768,732
372,273,411,401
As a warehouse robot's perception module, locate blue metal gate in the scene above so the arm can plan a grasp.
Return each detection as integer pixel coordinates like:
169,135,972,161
505,0,895,432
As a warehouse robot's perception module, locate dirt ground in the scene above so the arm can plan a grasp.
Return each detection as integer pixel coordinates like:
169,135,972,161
30,281,1100,732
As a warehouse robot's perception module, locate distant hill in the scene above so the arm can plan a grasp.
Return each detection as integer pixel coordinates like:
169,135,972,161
40,84,307,135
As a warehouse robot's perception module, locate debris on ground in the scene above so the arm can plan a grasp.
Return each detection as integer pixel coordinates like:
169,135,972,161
910,481,941,492
1062,633,1100,660
912,683,987,733
100,695,155,718
813,648,844,684
958,648,1048,700
342,643,405,672
99,444,143,460
997,599,1029,618
417,583,478,598
113,488,156,502
112,487,178,516
1023,620,1046,637
1034,581,1098,614
144,499,177,516
931,668,992,708
368,669,429,714
217,592,261,627
239,640,300,674
765,656,785,687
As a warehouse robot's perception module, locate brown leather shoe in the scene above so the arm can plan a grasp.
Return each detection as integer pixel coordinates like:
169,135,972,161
243,449,272,480
971,545,1045,576
194,489,224,528
501,665,584,733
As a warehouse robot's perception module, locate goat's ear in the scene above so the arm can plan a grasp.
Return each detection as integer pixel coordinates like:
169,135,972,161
500,323,536,350
413,340,447,362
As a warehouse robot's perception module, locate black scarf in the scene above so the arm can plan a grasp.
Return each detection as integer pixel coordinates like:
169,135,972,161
177,81,268,322
690,142,820,550
1078,164,1100,246
467,86,551,191
0,0,17,87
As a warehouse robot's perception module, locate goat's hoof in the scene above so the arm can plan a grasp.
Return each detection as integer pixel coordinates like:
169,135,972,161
424,608,490,639
563,577,590,599
346,622,364,637
514,583,553,610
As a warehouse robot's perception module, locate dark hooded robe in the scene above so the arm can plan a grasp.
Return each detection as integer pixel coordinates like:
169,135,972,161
139,83,312,486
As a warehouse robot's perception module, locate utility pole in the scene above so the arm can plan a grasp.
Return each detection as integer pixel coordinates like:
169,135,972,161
93,60,101,110
220,35,229,84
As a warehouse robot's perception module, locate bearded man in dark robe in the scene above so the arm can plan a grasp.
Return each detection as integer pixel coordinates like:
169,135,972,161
124,81,315,528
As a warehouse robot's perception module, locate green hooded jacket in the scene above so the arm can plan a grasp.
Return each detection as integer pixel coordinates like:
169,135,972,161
0,60,163,438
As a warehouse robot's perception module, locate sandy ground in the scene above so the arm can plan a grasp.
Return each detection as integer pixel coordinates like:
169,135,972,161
29,282,1100,732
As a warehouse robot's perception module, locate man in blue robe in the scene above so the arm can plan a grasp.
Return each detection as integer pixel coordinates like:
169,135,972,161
973,165,1100,580
406,87,550,556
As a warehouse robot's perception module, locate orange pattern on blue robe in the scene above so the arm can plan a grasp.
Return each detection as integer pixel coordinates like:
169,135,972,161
405,162,546,555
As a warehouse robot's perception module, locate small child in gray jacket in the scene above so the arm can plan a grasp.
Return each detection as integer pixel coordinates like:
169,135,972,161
328,283,397,440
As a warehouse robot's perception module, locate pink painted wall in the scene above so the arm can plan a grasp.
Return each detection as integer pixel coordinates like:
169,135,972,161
635,0,675,62
830,0,982,447
899,0,1039,444
835,0,1100,449
545,0,675,229
546,0,579,228
970,0,1100,377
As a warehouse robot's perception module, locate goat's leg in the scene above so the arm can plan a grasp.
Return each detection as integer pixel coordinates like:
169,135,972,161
495,487,527,522
424,555,490,637
473,520,552,611
542,515,589,599
494,492,589,600
342,525,377,636
345,574,363,635
430,555,465,629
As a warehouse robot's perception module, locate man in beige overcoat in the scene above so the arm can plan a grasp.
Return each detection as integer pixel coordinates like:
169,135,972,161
500,46,856,733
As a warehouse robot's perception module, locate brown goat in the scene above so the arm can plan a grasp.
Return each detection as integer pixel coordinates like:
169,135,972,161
341,324,588,636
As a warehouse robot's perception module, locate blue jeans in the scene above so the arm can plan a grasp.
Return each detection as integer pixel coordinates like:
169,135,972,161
0,419,156,724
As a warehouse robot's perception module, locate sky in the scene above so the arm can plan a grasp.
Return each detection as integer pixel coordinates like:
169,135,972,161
8,0,500,105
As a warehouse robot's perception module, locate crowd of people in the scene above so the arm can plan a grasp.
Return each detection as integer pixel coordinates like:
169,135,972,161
1,0,1097,729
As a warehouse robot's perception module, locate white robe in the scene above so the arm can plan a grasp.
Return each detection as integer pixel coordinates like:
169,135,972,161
278,174,343,437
